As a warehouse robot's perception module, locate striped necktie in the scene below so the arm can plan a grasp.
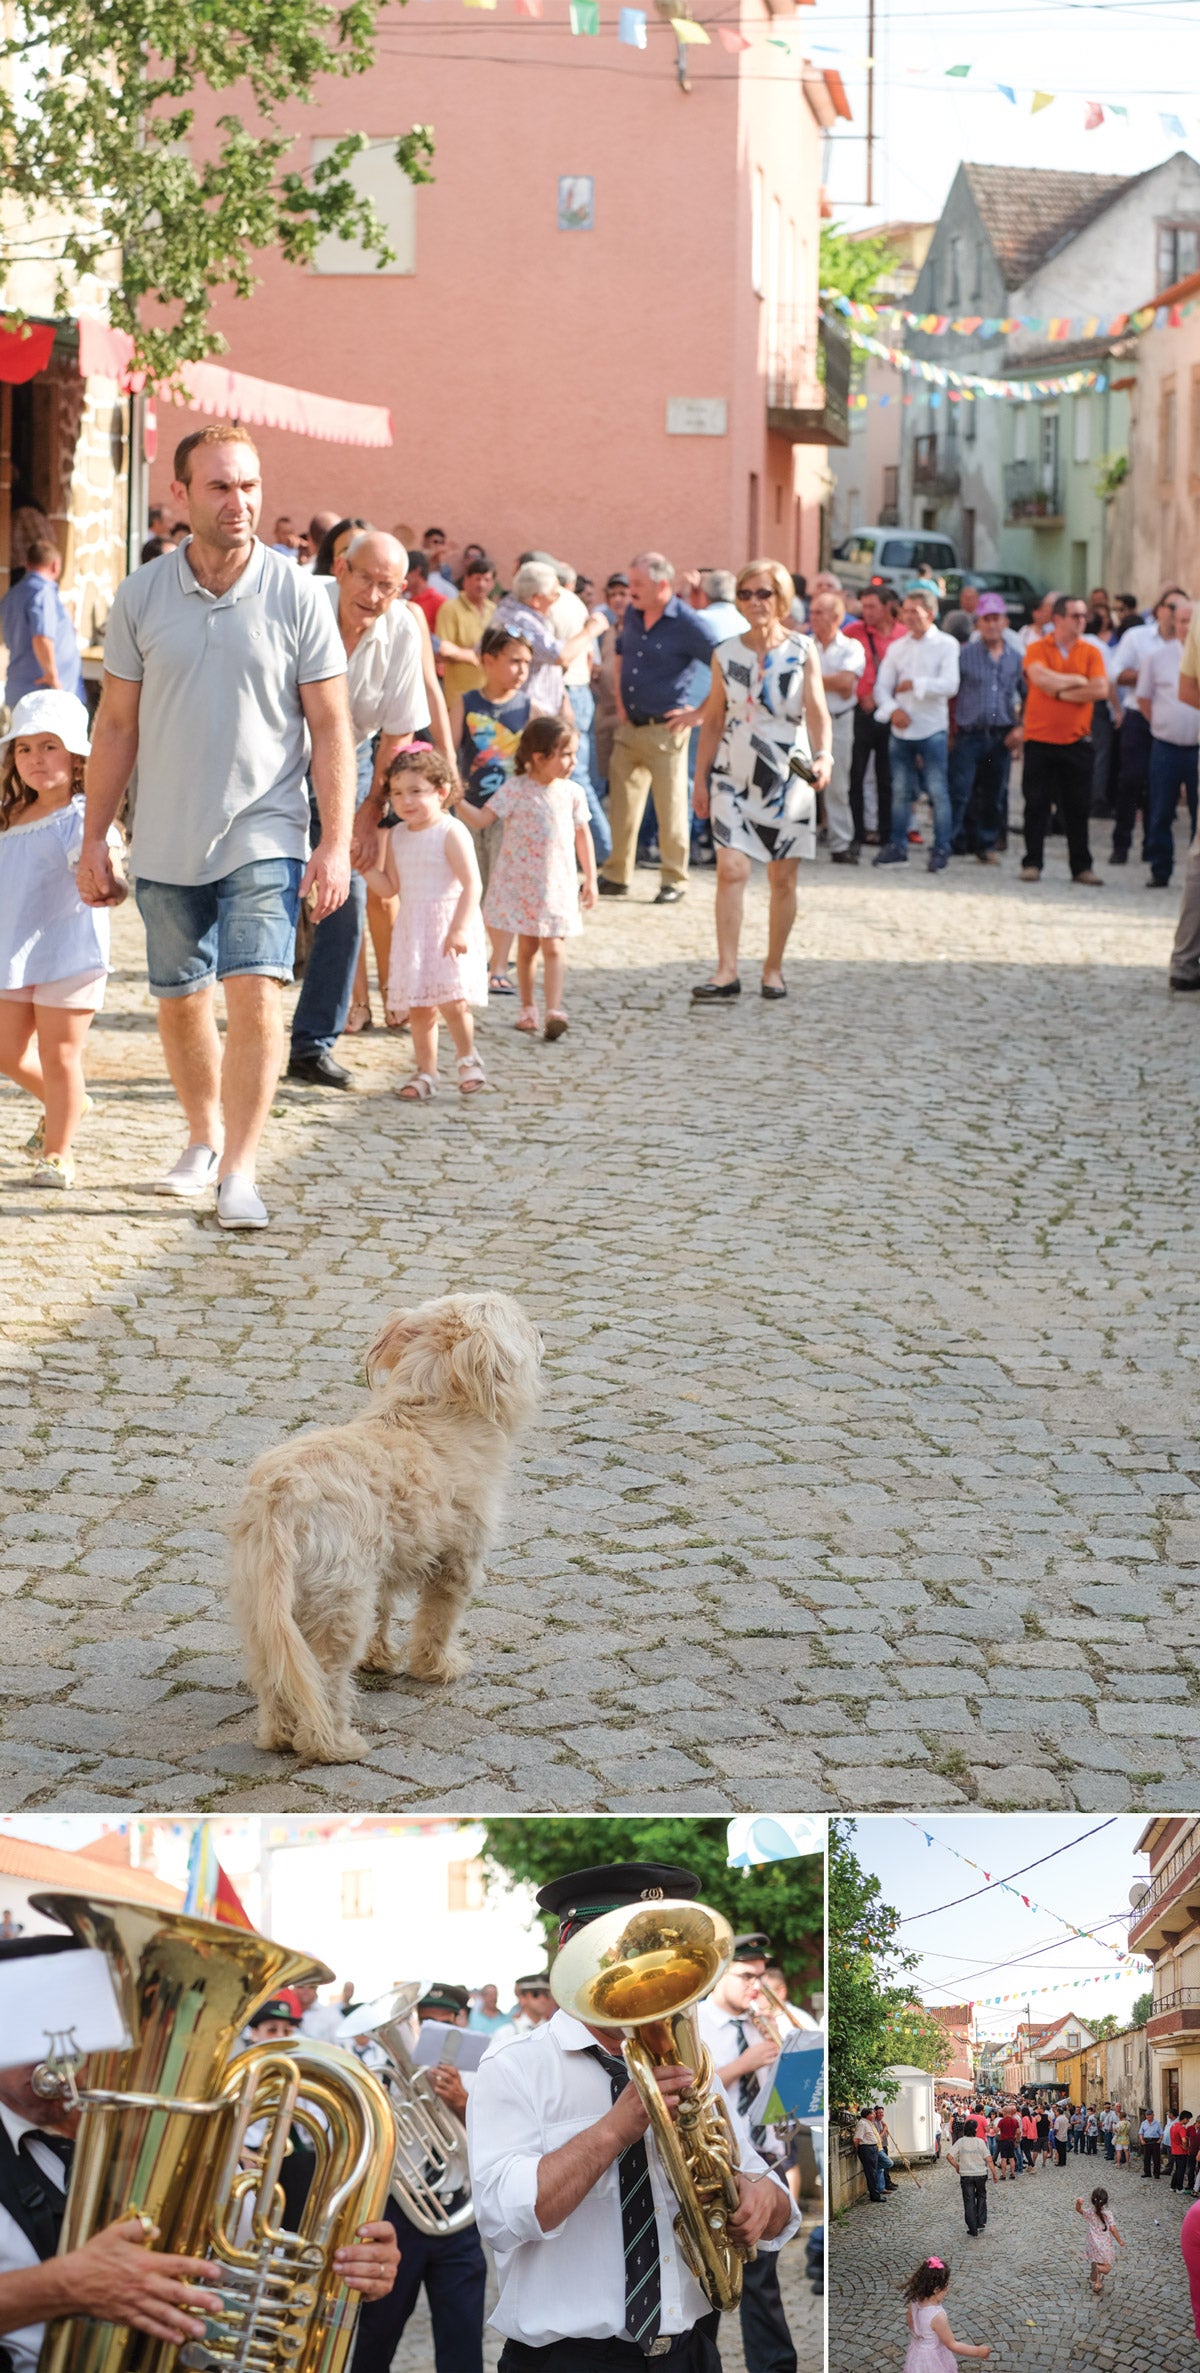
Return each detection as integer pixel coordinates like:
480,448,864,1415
586,2044,662,2353
733,2021,759,2119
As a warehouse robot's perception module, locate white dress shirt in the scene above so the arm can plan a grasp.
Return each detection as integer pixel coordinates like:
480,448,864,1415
815,627,866,716
0,2104,70,2373
299,2001,349,2043
873,628,960,739
1108,620,1159,713
467,2010,798,2347
548,589,592,690
694,1999,778,2163
318,576,429,748
1137,636,1200,747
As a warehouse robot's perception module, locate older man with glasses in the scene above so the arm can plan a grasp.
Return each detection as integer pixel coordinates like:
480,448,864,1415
1019,594,1111,885
287,530,430,1086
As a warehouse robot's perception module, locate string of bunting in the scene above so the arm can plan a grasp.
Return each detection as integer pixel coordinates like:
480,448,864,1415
829,294,1200,342
840,321,1106,405
967,1969,1147,2009
905,1822,1149,1970
446,0,841,54
807,45,1199,144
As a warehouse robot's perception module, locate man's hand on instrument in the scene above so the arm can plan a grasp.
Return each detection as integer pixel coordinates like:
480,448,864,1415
334,2221,399,2301
428,2064,468,2119
57,2218,224,2343
729,2175,787,2247
609,2064,694,2143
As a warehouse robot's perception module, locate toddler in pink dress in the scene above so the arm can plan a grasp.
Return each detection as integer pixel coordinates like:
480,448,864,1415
902,2259,990,2369
1076,2188,1123,2295
461,714,596,1041
368,749,488,1099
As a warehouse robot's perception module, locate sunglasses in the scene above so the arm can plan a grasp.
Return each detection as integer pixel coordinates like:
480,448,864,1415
741,588,777,603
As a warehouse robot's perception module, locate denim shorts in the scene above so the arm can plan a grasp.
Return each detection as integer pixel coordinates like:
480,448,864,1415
135,858,304,999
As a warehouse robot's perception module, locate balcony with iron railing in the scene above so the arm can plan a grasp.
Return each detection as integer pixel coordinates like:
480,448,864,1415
1004,458,1063,525
912,435,960,496
1148,1985,1200,2036
766,309,850,447
1128,1826,1200,1948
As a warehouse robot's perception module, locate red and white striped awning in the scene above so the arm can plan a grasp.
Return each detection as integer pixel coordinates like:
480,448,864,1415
77,319,392,449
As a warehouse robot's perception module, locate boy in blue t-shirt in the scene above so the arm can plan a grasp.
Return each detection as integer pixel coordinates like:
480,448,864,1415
454,624,532,988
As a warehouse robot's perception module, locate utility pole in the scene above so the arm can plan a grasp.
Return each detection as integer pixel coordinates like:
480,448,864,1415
865,0,875,207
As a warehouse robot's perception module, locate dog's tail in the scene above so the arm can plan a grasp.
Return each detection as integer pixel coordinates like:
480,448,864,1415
229,1472,349,1762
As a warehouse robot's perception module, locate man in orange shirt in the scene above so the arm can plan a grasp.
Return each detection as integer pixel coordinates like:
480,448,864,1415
1021,594,1110,884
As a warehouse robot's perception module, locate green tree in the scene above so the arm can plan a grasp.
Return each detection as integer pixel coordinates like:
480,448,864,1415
880,1999,953,2076
481,1820,823,1996
819,222,899,307
0,0,434,376
1130,1991,1154,2029
1089,2014,1121,2043
829,1821,924,2113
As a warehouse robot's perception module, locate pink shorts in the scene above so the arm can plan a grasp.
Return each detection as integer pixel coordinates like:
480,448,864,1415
0,969,107,1011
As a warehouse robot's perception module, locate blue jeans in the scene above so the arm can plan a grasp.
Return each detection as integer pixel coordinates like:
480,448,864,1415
290,743,373,1056
568,683,612,864
949,727,1012,850
888,730,951,858
136,857,303,998
1146,737,1199,884
875,2149,894,2197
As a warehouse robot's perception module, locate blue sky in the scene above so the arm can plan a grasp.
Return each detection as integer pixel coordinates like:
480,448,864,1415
820,0,1200,229
849,1816,1152,2040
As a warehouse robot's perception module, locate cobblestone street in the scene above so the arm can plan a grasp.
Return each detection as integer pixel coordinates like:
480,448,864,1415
830,2144,1198,2372
2,841,1198,1814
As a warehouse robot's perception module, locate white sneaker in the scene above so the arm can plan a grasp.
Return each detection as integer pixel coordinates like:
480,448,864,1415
155,1144,219,1198
216,1174,269,1230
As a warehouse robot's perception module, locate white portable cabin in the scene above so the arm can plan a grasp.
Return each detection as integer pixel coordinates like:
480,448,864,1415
883,2064,938,2160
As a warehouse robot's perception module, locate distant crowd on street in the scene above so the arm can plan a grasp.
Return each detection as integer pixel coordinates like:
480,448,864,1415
2,417,1199,1217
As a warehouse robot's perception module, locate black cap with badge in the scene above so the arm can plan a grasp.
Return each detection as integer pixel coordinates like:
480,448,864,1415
732,1932,772,1962
536,1863,701,1950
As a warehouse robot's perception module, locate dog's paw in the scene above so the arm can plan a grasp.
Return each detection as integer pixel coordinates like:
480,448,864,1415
358,1640,402,1675
402,1643,471,1685
294,1728,369,1765
256,1717,296,1753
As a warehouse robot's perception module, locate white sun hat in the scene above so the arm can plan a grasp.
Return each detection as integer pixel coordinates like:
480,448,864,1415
3,687,91,756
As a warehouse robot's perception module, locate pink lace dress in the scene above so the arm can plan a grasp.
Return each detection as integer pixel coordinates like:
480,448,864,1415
1084,2209,1116,2269
903,2302,956,2372
382,815,488,1010
482,774,590,938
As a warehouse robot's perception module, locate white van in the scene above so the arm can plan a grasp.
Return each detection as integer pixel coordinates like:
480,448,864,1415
832,527,959,600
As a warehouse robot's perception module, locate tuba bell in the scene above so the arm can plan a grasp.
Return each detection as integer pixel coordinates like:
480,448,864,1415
29,1890,395,2373
550,1898,751,2313
348,1986,474,2240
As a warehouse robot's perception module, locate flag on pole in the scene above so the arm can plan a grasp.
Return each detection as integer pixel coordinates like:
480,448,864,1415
183,1826,254,1929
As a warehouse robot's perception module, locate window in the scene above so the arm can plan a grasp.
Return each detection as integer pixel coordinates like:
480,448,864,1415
947,235,961,307
961,507,975,567
1073,397,1091,465
1157,222,1200,289
1014,408,1028,463
914,537,955,569
971,241,984,302
310,138,416,275
342,1869,374,1920
1066,2030,1080,2048
964,394,977,445
1161,378,1178,481
882,463,899,510
880,537,915,568
447,1857,486,1911
751,169,765,296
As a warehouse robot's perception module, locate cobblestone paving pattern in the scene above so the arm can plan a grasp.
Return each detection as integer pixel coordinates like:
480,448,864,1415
1,844,1198,1813
830,2145,1197,2373
392,2225,821,2372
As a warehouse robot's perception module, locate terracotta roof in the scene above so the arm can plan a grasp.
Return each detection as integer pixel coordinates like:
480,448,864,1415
963,162,1130,290
930,2004,973,2028
0,1833,184,1910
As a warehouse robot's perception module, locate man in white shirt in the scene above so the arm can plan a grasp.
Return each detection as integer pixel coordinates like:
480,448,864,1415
808,591,866,862
1138,598,1198,888
468,1863,796,2372
696,1931,802,2373
872,587,960,871
296,1977,352,2043
1109,591,1188,864
288,529,430,1088
511,1978,556,2038
945,2120,998,2237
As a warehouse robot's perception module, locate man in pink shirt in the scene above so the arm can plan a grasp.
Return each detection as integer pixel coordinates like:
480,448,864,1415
845,585,904,847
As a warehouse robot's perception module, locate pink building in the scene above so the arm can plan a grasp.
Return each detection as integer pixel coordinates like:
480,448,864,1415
152,0,849,580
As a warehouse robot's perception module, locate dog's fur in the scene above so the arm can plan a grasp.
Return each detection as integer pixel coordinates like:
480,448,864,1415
227,1291,543,1763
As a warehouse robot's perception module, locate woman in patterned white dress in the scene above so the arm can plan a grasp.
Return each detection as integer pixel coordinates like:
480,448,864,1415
691,558,833,1004
367,748,488,1098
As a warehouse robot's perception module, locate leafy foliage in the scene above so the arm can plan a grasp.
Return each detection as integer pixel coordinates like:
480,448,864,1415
0,0,435,376
1130,1990,1154,2029
880,1999,953,2075
828,1819,923,2112
481,1819,823,1996
1093,450,1129,502
819,222,900,307
1089,2014,1122,2042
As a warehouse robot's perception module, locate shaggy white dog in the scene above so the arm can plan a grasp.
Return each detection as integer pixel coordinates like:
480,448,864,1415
227,1291,543,1764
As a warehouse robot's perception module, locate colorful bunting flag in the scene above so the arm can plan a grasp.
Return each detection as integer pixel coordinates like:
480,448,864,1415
1161,113,1186,139
1084,102,1104,131
570,0,599,29
717,24,748,48
618,7,646,42
945,63,970,77
669,13,709,38
996,85,1016,104
1031,91,1054,114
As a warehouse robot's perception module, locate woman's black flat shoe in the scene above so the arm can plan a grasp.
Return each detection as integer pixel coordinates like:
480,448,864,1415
691,979,741,1002
761,981,788,1000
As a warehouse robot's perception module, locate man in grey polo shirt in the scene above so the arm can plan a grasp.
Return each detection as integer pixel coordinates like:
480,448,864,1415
77,423,355,1229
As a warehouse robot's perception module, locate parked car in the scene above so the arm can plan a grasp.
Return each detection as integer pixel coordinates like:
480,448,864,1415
831,526,959,600
974,570,1040,628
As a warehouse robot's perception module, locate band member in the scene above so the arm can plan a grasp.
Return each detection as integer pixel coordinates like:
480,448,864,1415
468,1862,798,2371
696,1934,799,2373
352,1984,489,2373
511,1978,555,2037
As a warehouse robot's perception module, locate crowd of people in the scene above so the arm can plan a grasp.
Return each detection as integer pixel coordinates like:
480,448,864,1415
3,421,1198,1219
0,1860,821,2373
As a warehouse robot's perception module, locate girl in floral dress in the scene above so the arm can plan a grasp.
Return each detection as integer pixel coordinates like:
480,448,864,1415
901,2259,991,2369
460,716,596,1040
367,748,488,1099
1076,2187,1124,2295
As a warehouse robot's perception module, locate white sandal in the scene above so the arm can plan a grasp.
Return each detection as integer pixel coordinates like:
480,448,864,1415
458,1052,487,1096
395,1071,438,1101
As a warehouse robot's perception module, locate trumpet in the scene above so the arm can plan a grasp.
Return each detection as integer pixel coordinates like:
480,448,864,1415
550,1898,751,2313
30,1889,395,2373
349,1985,475,2240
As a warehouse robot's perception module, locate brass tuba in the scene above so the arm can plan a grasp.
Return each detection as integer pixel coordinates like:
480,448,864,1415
350,1985,474,2240
550,1898,751,2313
30,1890,395,2373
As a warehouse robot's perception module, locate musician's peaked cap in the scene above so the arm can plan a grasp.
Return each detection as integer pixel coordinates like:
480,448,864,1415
537,1862,701,1946
732,1932,772,1960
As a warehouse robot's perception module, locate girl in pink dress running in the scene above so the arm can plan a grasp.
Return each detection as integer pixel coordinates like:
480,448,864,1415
1076,2187,1124,2295
367,749,489,1099
460,715,597,1041
902,2259,991,2370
